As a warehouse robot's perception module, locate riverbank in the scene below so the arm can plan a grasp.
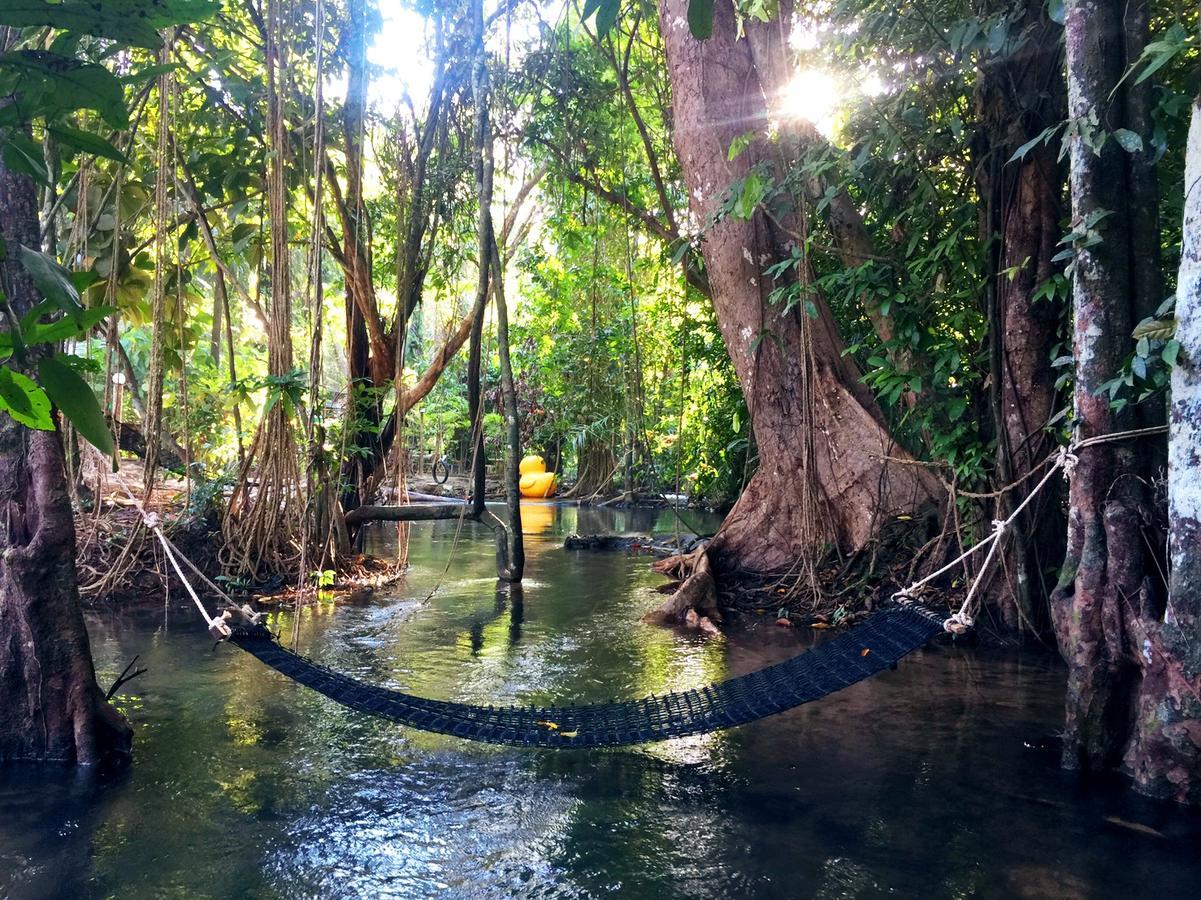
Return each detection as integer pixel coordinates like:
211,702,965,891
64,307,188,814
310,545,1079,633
75,463,733,611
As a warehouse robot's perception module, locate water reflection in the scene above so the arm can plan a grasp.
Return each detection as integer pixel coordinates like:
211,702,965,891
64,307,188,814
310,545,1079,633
1,503,1200,898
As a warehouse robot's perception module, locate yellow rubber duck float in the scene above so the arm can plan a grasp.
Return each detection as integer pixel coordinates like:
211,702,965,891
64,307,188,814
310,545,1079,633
519,454,558,499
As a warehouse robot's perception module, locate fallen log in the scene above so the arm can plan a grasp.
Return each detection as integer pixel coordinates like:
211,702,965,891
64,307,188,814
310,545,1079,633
344,504,476,528
403,490,467,504
107,416,186,473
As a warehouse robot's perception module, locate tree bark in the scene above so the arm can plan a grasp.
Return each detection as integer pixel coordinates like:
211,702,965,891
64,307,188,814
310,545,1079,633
975,1,1067,632
657,0,941,576
0,151,131,766
491,240,524,580
1121,84,1201,804
1051,0,1165,773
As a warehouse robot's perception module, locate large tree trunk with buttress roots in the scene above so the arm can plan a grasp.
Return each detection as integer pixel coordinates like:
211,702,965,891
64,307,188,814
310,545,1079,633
657,0,941,580
0,154,131,765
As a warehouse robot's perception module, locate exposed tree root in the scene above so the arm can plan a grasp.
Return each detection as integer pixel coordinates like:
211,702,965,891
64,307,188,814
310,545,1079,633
645,543,721,632
648,513,980,639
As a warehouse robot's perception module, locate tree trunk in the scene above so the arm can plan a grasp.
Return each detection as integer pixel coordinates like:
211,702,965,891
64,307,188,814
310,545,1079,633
657,0,941,576
470,0,522,578
1121,83,1201,804
1051,0,1164,773
491,242,524,579
975,1,1067,632
222,0,302,577
0,151,131,766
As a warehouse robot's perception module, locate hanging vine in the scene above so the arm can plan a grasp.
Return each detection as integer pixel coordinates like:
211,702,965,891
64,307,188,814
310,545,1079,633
221,0,303,578
143,42,173,491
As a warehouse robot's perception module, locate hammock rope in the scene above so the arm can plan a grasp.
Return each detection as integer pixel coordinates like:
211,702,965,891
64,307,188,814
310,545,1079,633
227,603,943,747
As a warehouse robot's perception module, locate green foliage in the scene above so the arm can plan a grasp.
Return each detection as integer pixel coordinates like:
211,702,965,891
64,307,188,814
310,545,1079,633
0,366,53,430
1131,22,1195,86
688,0,715,39
47,125,126,163
0,0,213,454
0,51,128,129
259,369,307,419
16,245,84,317
37,354,114,456
0,0,218,50
0,0,1189,522
1100,296,1181,410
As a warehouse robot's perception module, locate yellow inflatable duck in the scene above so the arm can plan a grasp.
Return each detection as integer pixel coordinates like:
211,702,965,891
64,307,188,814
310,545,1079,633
519,454,558,498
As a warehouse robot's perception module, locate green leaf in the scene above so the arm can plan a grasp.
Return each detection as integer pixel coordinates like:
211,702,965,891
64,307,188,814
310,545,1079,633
727,132,754,161
1007,123,1060,165
1162,340,1180,368
1132,317,1175,341
688,0,714,39
0,51,128,129
594,0,620,36
16,246,83,316
1112,128,1143,154
37,354,114,455
24,306,115,347
120,62,183,84
0,1,161,48
70,270,102,294
229,221,259,246
0,1,219,50
0,367,53,430
731,170,769,219
48,125,127,163
1135,24,1193,85
0,134,50,186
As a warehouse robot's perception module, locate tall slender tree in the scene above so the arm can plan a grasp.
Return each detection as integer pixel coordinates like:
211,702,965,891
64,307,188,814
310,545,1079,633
1053,0,1169,774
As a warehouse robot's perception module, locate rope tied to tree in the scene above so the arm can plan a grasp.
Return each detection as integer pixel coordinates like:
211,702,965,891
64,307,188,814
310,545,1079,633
111,471,232,641
893,426,1164,634
1058,443,1080,480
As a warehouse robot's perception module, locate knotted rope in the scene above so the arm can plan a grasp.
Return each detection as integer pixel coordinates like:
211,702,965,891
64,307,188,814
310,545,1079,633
893,428,1161,634
110,471,266,641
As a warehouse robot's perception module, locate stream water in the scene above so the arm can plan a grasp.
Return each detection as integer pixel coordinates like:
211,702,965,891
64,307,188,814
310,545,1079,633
2,502,1200,898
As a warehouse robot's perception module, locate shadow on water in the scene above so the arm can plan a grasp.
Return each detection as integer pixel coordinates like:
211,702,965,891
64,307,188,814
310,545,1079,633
2,502,1200,898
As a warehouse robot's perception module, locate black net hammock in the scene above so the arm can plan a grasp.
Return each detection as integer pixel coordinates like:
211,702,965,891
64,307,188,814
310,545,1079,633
228,602,944,748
